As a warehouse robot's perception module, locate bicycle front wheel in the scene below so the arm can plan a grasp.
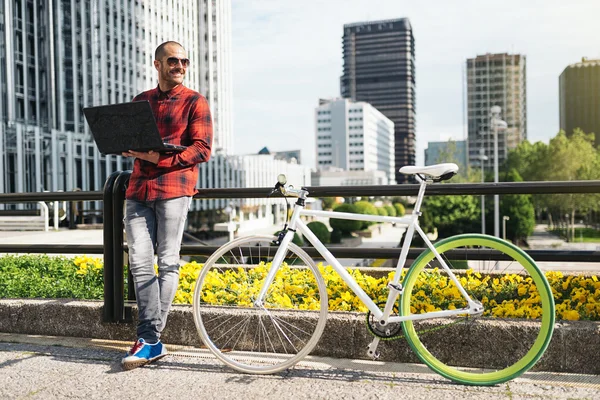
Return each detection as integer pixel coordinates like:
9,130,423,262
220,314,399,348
400,234,554,386
193,235,328,374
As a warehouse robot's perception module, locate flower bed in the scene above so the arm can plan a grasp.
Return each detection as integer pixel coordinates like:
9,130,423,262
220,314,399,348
178,260,599,321
0,255,598,321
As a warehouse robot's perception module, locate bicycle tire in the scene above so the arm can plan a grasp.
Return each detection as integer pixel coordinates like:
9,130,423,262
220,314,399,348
193,235,328,374
400,234,555,386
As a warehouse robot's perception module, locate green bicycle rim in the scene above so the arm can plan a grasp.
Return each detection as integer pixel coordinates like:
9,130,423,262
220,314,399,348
400,234,555,386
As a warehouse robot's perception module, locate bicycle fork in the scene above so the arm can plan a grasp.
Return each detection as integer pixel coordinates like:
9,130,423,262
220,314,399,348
253,231,297,307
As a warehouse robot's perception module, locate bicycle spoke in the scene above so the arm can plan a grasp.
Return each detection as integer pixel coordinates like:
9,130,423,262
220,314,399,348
401,234,554,385
194,236,327,373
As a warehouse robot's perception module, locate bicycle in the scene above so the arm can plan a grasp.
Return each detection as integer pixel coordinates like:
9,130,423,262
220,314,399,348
192,163,555,386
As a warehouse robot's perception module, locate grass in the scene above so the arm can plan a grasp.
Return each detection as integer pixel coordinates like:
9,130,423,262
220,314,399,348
549,227,600,243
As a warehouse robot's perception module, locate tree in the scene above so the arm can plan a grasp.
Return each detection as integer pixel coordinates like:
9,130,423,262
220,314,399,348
434,139,468,180
420,194,480,239
500,169,535,243
508,129,600,240
506,140,549,182
545,130,600,240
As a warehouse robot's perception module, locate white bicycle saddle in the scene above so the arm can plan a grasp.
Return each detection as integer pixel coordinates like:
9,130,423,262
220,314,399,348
399,163,459,179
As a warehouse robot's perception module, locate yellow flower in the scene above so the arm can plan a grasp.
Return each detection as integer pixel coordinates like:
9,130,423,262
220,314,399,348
562,310,580,321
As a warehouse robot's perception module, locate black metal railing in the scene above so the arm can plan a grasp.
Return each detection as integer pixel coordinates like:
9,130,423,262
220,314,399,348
2,173,600,323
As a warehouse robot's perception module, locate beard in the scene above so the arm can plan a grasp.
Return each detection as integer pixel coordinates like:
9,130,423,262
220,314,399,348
161,66,185,87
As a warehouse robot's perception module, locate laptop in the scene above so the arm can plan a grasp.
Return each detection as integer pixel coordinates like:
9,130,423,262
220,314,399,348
83,101,187,155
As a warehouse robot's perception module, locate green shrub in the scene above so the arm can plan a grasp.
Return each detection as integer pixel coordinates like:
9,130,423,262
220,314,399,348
320,197,336,210
354,201,379,229
391,197,410,207
274,230,304,246
306,221,331,245
384,204,397,217
330,203,362,234
330,229,343,244
0,255,103,299
376,207,388,216
393,203,406,217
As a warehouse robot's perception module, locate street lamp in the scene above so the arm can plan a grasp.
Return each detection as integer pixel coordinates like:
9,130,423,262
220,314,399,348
477,148,488,234
490,106,507,238
502,215,510,240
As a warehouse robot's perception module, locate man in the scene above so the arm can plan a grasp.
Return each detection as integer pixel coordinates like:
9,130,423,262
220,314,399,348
120,41,212,371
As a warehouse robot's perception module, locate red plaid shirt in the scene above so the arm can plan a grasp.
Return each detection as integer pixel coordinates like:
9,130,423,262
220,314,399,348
125,84,213,201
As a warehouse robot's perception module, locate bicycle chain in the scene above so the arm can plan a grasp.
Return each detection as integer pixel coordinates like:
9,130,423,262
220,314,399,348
365,303,469,341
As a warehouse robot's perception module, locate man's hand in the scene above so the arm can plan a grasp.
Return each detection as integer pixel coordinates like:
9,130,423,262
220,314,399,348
121,150,160,164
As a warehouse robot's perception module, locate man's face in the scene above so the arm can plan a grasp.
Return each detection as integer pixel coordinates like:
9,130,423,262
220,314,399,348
154,44,189,90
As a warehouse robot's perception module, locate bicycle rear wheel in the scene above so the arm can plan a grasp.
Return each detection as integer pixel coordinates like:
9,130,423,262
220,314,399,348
400,234,554,386
193,235,328,374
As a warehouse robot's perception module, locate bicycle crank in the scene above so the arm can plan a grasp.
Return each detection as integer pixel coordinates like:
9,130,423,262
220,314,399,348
366,302,403,340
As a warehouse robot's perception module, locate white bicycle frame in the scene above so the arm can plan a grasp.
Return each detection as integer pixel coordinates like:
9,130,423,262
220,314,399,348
256,177,483,329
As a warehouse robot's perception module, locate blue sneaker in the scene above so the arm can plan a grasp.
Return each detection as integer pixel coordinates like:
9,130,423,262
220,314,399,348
121,338,168,371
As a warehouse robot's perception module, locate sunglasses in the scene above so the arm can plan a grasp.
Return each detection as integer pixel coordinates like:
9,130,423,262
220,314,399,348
165,57,190,67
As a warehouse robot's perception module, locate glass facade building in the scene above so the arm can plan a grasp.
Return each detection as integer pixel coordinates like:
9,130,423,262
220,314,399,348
559,58,600,146
0,0,233,201
466,53,527,170
340,18,415,183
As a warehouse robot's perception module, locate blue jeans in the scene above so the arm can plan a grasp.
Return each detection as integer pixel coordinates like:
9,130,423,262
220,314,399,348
123,196,191,343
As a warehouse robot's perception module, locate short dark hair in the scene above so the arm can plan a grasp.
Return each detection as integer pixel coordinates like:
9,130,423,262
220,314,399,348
155,41,185,60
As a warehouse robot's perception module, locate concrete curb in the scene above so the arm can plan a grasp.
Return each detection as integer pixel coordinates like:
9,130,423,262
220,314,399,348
0,298,598,375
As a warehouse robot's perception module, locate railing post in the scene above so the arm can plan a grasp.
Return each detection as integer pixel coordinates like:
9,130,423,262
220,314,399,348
102,171,121,322
112,171,131,322
68,200,77,229
69,188,82,230
38,201,49,232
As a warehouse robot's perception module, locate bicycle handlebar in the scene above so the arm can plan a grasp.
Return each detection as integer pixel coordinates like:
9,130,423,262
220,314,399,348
271,181,308,198
280,184,307,198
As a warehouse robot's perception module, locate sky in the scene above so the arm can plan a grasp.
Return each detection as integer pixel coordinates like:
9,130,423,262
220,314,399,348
230,0,600,168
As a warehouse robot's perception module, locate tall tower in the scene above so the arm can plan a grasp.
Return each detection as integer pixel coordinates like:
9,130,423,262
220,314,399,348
340,18,415,183
0,0,232,194
560,58,600,145
466,53,527,170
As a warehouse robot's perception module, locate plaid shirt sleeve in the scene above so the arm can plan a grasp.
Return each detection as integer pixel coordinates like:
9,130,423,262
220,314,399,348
156,95,212,169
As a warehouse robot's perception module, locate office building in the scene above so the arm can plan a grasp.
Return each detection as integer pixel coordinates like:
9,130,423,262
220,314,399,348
257,147,302,164
311,169,389,187
424,140,467,169
0,0,233,200
315,98,395,183
340,18,415,183
466,53,527,170
559,58,600,145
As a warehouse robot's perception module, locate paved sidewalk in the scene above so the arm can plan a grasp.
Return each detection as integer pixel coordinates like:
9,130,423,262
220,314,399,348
0,333,599,400
527,224,568,250
340,223,405,267
527,224,600,273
